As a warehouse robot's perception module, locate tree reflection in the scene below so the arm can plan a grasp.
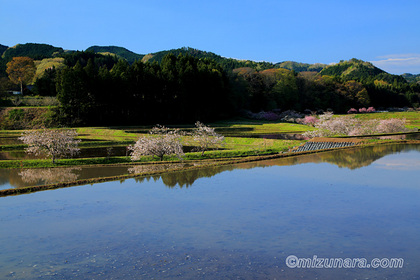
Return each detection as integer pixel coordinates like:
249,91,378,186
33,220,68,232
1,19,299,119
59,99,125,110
0,144,418,191
133,165,236,188
128,163,192,175
312,144,420,169
131,144,420,188
19,167,81,184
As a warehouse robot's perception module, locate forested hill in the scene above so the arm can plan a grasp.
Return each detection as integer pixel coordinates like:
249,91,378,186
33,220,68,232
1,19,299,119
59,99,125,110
142,47,276,71
91,46,327,72
2,43,418,77
0,44,8,55
1,42,419,126
320,58,406,84
402,73,420,83
1,43,64,61
85,46,144,64
274,61,326,72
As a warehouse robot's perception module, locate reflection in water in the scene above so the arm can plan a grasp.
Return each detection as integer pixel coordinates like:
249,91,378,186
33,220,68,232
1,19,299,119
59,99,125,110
137,144,420,188
129,162,233,188
0,146,130,161
19,167,81,184
378,132,420,140
281,143,420,170
128,162,203,175
134,165,237,188
0,144,420,279
0,146,215,160
0,144,419,191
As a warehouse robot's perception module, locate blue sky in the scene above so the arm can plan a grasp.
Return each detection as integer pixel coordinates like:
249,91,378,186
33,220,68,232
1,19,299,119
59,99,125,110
1,0,419,74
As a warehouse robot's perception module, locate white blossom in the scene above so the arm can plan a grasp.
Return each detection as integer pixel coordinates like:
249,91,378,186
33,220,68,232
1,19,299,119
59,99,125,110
303,113,410,138
129,125,184,161
19,129,81,163
192,121,225,156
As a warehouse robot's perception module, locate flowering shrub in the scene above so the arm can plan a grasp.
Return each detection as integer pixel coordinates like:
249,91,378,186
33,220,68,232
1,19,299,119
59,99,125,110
303,113,409,138
348,107,375,114
377,118,408,133
297,115,319,126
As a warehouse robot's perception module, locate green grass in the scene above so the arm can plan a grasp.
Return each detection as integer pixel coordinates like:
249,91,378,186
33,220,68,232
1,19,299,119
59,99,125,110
349,111,420,129
1,113,419,169
210,119,313,135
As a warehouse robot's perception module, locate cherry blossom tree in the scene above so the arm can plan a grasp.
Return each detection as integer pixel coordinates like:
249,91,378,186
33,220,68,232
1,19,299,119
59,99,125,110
303,113,410,138
377,118,408,133
19,129,81,163
297,115,319,126
129,125,184,161
192,121,225,156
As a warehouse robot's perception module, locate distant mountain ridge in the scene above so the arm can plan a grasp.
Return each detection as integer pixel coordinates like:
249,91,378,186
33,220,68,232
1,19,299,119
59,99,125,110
320,58,407,84
1,43,64,61
0,44,8,56
85,46,144,64
402,73,420,83
0,42,418,79
274,61,326,72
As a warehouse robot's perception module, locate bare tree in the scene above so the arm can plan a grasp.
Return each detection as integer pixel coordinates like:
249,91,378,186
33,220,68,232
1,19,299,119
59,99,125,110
19,129,81,163
192,121,225,156
129,125,184,161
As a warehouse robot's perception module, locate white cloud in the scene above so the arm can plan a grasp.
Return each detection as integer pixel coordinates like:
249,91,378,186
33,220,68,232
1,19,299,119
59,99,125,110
370,54,420,75
374,158,420,171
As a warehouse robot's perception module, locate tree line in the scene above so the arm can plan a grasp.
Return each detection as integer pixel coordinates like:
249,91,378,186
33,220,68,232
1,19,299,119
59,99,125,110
2,51,420,127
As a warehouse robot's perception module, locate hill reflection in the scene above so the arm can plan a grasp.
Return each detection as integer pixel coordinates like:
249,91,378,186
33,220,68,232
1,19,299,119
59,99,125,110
0,144,418,190
133,144,420,188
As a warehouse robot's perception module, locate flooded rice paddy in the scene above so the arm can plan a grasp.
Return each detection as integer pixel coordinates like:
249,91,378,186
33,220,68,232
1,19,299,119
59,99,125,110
0,144,419,279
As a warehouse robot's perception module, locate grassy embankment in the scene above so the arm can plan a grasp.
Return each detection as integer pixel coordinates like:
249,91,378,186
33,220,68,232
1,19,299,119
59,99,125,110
0,112,419,169
0,121,309,169
1,114,419,196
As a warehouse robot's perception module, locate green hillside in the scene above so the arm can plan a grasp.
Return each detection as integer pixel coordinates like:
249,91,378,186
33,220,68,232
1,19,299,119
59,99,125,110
275,61,326,72
86,45,144,64
143,47,221,63
402,73,420,83
320,58,406,84
143,47,275,71
0,44,8,56
0,45,8,77
2,43,64,61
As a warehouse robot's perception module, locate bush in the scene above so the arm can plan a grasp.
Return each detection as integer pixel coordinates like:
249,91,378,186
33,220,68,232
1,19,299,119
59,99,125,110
297,115,318,126
366,107,376,113
303,113,411,137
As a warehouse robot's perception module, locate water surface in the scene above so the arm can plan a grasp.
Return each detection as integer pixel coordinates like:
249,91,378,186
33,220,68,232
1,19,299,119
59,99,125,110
0,144,419,279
